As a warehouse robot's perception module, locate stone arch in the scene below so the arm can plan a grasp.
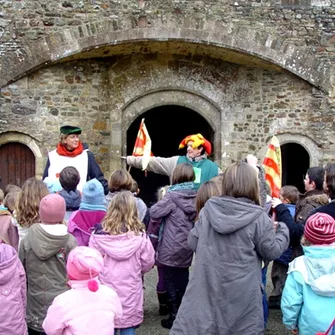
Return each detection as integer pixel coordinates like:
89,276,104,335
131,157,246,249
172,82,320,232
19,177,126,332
0,132,44,178
110,89,221,171
0,19,331,95
258,133,323,167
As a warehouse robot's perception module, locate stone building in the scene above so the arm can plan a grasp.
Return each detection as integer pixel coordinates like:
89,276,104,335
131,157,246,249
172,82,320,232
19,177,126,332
0,0,334,203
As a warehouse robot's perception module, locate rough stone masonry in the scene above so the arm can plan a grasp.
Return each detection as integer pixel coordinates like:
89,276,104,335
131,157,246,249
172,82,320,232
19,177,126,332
0,0,334,178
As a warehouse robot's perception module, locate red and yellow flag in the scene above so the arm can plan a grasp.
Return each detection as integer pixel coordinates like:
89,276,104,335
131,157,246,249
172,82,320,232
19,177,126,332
132,118,153,171
263,136,282,198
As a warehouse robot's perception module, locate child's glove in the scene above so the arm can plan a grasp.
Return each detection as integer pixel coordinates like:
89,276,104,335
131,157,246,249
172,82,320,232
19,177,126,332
291,329,299,335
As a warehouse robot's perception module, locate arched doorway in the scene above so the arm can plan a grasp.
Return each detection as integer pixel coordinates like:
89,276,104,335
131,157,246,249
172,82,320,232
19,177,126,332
281,143,309,193
127,105,214,205
0,142,35,189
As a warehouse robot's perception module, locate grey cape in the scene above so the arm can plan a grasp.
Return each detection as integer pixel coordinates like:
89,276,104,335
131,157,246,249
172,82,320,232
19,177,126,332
170,196,289,335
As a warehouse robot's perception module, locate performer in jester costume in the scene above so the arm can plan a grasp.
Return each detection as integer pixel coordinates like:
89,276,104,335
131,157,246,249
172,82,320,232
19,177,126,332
125,133,220,189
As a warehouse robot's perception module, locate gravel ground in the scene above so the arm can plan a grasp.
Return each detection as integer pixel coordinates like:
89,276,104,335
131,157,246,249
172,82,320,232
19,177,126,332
138,262,291,335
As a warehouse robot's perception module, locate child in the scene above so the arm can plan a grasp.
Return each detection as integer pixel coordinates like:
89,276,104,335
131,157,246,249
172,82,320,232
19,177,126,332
43,246,122,335
106,169,147,222
196,180,221,214
58,166,82,221
4,184,21,197
131,179,140,196
0,241,27,335
89,191,155,335
0,189,6,209
149,163,197,329
170,161,289,335
14,178,49,245
67,178,107,246
19,194,77,334
43,177,62,194
0,191,19,250
147,185,170,316
268,185,299,309
281,212,335,335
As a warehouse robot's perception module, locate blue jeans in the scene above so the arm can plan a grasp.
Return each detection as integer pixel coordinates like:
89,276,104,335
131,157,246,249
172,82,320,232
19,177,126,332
114,327,136,335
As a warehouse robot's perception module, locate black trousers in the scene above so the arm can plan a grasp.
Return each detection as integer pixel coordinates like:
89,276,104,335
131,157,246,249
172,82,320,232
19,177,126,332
163,265,189,312
28,328,46,335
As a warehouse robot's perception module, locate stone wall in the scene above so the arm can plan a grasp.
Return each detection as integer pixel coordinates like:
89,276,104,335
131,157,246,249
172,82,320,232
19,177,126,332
0,0,334,177
0,53,332,176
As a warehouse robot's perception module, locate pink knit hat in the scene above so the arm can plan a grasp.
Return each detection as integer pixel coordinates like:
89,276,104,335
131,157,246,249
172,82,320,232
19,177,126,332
304,212,335,245
67,246,103,292
39,194,66,224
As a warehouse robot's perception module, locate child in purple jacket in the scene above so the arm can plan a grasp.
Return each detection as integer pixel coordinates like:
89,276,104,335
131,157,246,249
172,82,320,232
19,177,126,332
68,178,107,246
149,163,197,329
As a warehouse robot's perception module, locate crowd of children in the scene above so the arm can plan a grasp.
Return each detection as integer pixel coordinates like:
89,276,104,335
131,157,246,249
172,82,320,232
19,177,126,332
0,158,334,335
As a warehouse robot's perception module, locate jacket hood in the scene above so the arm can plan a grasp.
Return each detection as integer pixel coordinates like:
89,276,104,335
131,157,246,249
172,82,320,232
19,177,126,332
68,210,106,234
203,196,264,234
304,193,329,206
28,224,71,260
0,244,17,285
58,189,81,210
90,232,145,261
292,246,335,297
169,190,197,217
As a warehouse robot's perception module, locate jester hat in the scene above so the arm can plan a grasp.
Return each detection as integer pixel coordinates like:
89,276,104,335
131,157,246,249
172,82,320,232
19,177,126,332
179,133,212,155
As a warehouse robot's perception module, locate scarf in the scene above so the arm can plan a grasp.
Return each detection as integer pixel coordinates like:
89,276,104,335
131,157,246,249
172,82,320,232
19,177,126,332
56,142,84,157
168,182,195,192
186,153,207,162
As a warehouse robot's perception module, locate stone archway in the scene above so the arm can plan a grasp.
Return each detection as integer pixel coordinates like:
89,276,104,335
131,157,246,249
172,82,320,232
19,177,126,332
0,132,44,179
126,105,215,205
258,133,322,167
0,20,331,95
110,89,220,173
281,143,310,193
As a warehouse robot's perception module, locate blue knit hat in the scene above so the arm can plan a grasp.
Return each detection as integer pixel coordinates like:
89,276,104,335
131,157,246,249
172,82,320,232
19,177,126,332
80,179,107,211
43,177,62,194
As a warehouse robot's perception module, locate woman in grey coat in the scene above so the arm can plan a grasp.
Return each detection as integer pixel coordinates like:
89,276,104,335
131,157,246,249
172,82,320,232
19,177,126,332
170,161,290,335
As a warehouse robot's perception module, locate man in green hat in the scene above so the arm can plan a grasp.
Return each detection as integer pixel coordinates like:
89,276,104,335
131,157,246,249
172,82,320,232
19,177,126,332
43,125,108,194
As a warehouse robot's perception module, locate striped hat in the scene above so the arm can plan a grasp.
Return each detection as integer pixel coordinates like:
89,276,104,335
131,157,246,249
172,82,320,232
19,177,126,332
304,213,335,245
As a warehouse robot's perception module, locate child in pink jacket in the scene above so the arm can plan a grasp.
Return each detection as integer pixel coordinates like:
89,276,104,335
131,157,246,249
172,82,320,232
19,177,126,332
0,241,27,335
43,246,122,335
89,191,155,335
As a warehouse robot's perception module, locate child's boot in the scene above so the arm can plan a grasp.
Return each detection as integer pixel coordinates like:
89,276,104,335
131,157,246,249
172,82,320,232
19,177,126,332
161,303,178,329
157,291,169,315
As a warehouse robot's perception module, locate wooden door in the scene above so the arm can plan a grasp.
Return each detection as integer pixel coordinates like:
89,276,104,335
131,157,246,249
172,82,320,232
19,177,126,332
0,142,35,189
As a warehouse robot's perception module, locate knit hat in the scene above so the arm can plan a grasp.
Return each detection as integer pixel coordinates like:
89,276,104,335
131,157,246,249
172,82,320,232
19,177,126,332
39,194,66,224
43,177,62,194
304,212,335,245
67,246,103,292
179,133,212,155
80,179,107,211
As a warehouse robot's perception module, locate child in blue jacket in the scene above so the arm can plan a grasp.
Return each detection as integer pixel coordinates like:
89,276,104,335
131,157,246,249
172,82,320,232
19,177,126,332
281,212,335,335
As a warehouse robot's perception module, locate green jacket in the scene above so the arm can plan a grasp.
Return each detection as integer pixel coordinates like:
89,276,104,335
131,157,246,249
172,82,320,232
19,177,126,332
19,224,77,332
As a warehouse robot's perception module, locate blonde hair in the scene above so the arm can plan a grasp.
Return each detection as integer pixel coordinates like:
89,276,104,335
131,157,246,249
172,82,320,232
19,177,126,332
15,178,49,227
102,191,145,235
157,185,170,201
